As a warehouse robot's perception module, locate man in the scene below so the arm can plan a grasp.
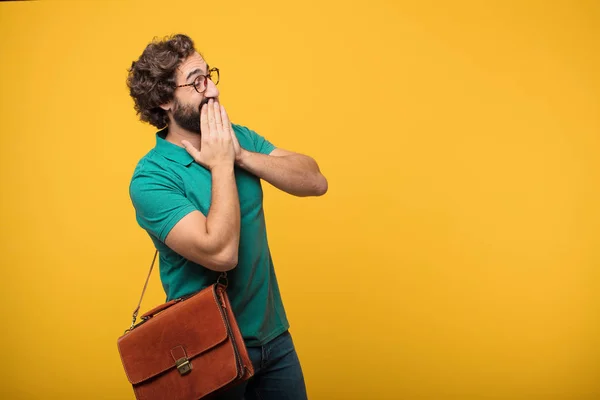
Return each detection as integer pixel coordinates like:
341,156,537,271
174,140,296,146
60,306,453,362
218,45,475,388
126,33,327,399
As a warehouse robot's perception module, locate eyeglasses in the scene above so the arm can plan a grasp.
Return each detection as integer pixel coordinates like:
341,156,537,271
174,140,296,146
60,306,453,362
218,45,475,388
175,67,220,93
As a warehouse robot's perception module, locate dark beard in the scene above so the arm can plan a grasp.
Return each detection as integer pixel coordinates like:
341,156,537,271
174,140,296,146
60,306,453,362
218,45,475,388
172,98,210,134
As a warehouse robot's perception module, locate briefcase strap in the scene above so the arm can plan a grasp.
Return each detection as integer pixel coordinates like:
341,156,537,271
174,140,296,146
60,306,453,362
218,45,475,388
128,250,158,332
127,250,229,333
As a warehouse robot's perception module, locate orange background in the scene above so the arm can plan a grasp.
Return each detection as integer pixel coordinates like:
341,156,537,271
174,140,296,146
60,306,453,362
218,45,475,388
0,0,598,399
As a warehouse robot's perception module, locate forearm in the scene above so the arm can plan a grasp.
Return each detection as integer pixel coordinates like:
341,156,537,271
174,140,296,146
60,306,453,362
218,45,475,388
237,151,328,197
205,164,241,262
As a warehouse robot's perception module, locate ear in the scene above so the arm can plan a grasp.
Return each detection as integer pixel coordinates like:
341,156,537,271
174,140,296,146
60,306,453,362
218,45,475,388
159,101,173,112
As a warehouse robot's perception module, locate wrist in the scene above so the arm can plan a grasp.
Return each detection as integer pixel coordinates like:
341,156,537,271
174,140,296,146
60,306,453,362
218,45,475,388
210,162,235,174
236,149,252,168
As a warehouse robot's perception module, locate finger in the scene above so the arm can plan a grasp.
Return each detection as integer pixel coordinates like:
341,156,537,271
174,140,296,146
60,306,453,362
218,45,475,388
213,100,223,135
207,99,217,136
220,104,232,133
230,129,239,150
181,140,200,159
200,103,209,139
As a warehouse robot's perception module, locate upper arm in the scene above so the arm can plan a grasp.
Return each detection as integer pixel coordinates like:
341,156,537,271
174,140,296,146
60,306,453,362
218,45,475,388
129,169,197,243
129,169,233,271
164,211,235,271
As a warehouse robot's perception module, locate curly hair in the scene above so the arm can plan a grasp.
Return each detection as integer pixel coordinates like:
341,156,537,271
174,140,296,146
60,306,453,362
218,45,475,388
127,34,197,129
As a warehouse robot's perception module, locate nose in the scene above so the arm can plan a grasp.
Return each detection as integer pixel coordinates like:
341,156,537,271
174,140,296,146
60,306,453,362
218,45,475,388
204,78,219,98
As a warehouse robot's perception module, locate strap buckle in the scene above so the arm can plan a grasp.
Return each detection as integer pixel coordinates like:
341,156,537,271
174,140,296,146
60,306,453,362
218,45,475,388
217,272,228,288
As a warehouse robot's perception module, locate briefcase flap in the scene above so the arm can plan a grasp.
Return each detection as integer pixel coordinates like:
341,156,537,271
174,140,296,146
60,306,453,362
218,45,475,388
117,285,229,385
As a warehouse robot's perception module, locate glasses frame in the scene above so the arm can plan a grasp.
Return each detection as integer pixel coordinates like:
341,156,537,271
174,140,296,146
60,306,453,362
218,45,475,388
175,67,220,93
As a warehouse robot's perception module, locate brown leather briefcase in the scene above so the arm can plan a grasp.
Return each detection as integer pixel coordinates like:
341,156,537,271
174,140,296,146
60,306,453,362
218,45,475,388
117,251,254,399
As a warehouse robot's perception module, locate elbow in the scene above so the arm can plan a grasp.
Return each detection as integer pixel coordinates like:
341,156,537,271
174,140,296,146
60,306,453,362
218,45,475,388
190,241,238,272
208,248,239,272
169,227,240,272
314,174,328,196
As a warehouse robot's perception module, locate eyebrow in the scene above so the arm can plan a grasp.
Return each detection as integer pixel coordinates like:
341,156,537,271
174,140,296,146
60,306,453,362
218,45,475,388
186,65,209,82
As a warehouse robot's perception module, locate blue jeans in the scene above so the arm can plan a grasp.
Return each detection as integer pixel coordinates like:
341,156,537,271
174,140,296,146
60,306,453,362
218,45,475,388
208,330,308,400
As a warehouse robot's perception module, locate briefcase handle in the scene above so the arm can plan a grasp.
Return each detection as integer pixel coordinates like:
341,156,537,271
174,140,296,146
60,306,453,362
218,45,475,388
140,297,184,320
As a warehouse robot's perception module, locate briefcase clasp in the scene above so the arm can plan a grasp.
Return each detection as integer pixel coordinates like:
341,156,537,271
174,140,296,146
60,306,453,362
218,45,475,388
175,357,192,375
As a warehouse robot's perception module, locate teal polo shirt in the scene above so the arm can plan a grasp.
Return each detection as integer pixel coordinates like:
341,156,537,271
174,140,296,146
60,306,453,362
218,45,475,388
129,124,290,347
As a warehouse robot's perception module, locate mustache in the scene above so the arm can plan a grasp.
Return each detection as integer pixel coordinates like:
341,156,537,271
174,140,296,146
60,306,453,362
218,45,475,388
199,98,211,111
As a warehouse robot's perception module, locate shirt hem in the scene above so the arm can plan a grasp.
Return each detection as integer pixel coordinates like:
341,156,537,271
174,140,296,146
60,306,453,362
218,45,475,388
244,323,290,348
159,205,196,242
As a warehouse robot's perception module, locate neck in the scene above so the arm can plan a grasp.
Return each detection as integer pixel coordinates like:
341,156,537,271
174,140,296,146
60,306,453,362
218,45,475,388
164,123,201,149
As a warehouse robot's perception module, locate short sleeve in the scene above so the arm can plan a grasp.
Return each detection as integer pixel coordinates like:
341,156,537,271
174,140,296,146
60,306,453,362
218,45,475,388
129,167,197,242
233,124,276,155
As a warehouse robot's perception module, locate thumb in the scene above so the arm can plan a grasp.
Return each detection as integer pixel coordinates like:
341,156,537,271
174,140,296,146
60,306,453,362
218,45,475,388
181,140,201,158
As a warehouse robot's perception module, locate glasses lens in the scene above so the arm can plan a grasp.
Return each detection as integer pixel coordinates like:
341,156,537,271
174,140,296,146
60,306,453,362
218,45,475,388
209,68,220,85
193,76,206,93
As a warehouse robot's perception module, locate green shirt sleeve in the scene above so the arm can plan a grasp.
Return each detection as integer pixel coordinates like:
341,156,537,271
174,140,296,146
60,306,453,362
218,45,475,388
232,124,276,155
129,166,197,242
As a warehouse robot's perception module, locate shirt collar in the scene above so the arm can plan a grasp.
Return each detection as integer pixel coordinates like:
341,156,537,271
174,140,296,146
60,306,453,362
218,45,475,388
154,127,194,167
